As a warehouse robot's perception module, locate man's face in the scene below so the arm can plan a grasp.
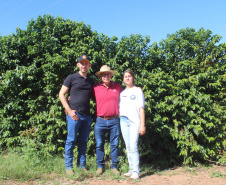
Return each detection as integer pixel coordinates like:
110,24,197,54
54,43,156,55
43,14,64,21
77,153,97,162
77,60,91,73
100,72,112,84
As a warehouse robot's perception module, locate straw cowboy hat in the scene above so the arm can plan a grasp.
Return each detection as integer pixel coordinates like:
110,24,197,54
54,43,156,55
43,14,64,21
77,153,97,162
95,65,116,77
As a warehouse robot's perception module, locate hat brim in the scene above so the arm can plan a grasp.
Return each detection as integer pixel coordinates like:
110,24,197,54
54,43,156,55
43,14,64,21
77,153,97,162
77,59,90,63
95,70,116,77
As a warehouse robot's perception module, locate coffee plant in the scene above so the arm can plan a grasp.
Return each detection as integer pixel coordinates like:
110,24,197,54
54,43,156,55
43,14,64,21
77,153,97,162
0,15,225,165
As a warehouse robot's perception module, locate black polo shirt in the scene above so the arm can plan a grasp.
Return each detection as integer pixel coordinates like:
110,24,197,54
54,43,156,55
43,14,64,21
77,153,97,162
63,72,94,115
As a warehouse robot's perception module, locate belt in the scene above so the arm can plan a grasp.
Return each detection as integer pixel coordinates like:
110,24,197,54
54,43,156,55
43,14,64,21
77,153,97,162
97,115,118,120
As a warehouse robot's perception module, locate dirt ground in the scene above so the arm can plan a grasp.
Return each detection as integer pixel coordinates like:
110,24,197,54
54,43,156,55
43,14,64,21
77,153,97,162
2,165,226,185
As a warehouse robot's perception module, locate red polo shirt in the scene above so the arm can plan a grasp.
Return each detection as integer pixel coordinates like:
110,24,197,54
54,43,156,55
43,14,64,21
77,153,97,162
93,81,122,117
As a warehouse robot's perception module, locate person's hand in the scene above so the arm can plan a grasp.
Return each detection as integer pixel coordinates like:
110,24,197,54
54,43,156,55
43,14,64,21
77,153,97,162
139,125,146,135
68,110,79,121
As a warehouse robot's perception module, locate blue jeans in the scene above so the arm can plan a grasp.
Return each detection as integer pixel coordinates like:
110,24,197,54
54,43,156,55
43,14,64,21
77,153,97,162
120,116,140,173
94,116,120,169
65,113,92,170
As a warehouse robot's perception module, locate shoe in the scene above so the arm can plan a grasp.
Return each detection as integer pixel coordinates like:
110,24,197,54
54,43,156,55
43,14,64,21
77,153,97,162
112,168,120,175
130,172,139,179
124,170,132,177
66,169,74,176
96,168,103,175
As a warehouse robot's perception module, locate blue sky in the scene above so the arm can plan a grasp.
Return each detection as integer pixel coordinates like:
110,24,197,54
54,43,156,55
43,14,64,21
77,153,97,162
1,0,226,44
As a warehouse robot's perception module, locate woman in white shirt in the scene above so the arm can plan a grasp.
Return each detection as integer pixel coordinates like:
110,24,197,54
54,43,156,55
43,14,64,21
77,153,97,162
119,70,146,179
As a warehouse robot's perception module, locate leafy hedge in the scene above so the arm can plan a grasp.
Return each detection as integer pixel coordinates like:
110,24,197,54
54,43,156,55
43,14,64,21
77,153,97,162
0,15,225,165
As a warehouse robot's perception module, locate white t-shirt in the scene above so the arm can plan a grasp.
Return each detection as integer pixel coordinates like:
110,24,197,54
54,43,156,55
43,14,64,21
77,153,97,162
119,87,145,125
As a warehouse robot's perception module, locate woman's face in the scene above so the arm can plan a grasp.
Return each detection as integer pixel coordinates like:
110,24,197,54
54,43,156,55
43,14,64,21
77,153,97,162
123,72,134,86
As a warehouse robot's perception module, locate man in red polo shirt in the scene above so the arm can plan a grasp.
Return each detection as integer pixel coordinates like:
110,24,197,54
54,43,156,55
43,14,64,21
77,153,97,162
92,65,122,175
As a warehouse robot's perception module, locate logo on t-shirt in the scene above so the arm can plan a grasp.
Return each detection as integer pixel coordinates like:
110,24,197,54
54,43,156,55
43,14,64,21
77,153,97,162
113,89,118,93
130,95,136,100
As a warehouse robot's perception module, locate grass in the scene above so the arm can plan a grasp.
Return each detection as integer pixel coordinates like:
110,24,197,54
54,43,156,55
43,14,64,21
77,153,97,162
211,171,226,178
0,150,224,184
0,151,66,182
0,150,147,184
0,150,174,184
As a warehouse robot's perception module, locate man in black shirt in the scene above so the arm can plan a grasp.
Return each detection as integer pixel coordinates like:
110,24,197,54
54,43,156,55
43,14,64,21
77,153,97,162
59,55,94,175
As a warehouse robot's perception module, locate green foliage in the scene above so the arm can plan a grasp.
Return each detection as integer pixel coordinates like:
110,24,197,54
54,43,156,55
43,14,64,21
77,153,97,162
0,15,225,165
0,14,117,155
140,28,226,165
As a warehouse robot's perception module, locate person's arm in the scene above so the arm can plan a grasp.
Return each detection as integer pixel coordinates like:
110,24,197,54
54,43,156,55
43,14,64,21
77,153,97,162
139,107,146,135
59,85,79,121
64,96,70,115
